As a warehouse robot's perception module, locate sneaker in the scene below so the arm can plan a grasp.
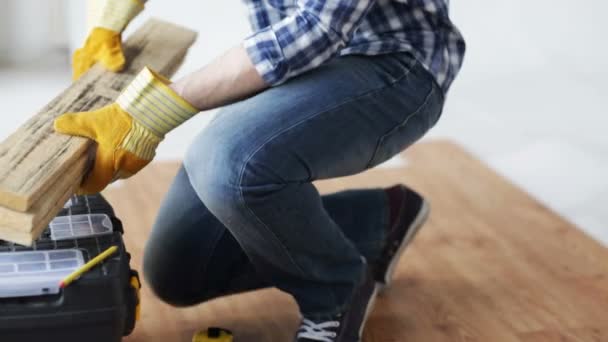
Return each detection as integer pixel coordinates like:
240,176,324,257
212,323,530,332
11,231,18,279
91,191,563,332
374,185,430,291
295,264,378,342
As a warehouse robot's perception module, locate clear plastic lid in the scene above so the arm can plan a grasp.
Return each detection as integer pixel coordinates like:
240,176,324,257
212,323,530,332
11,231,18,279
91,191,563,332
0,249,84,298
49,214,114,241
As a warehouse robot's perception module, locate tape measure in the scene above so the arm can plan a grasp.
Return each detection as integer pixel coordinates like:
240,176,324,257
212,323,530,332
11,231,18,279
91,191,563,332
192,327,233,342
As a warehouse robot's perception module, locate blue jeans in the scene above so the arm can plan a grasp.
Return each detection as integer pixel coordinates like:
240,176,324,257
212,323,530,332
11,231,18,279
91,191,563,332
143,52,444,317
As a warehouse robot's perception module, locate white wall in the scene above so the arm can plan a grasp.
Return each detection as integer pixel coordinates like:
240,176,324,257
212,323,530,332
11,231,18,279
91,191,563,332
0,0,67,65
439,0,608,153
451,0,608,75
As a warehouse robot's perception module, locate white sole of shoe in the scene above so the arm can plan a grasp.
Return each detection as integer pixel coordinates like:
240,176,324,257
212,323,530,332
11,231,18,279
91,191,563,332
378,199,430,293
357,283,379,341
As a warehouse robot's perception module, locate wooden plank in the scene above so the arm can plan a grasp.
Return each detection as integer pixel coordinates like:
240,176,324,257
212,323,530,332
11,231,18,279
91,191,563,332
0,19,197,245
0,18,197,213
0,177,77,246
0,155,87,245
100,140,608,341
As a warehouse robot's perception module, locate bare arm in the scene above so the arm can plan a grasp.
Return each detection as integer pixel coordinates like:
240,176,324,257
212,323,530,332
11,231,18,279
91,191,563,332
169,0,375,111
169,44,268,111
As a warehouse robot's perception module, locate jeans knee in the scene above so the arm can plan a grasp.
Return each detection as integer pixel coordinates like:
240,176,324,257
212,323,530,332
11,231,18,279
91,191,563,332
183,131,247,219
142,260,188,307
143,249,212,307
184,120,291,225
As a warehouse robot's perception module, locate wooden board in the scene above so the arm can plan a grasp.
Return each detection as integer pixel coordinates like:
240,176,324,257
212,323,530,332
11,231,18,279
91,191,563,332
0,18,197,245
0,156,87,245
102,140,608,342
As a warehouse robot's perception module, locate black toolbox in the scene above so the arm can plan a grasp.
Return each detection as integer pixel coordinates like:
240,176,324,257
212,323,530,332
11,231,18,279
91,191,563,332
0,194,140,342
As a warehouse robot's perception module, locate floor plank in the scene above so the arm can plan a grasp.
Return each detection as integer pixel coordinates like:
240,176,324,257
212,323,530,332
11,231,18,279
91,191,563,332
104,140,608,342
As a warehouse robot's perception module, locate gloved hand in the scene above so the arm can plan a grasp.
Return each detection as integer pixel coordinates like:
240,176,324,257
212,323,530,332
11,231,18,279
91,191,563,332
73,27,126,80
55,67,199,194
73,0,144,80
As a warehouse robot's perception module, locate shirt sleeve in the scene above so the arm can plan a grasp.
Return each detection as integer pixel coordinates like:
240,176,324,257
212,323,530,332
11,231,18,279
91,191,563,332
243,0,376,85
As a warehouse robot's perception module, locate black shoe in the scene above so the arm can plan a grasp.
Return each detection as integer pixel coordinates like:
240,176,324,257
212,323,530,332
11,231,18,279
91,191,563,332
374,185,430,291
295,263,378,342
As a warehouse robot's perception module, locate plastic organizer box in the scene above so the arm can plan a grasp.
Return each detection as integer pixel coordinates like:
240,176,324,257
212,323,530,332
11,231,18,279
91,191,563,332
0,194,140,342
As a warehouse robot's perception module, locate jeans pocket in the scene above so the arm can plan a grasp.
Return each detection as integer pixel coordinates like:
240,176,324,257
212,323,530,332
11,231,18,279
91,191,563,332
366,86,442,168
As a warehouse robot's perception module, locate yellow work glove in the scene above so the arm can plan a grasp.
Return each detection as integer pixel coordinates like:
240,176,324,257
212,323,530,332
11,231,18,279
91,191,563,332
54,67,199,194
73,0,145,80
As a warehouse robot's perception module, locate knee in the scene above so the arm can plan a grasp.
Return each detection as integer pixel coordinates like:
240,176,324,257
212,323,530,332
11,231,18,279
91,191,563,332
183,133,243,217
143,244,216,307
184,130,281,218
142,250,195,307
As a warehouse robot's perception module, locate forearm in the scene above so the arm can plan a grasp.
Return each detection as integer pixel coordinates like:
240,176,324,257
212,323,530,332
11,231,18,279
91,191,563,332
170,44,268,111
169,0,375,110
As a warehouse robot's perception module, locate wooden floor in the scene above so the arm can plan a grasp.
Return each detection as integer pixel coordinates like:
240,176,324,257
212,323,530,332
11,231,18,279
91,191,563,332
104,140,608,342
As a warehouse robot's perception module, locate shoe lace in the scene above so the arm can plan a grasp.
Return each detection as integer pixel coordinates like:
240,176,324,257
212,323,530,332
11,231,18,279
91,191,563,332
297,318,340,342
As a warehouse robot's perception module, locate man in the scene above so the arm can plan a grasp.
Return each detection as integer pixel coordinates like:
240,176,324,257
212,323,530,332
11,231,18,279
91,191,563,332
55,0,465,340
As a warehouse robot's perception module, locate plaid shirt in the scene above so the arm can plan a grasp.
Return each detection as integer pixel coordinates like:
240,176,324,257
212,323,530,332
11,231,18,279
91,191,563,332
243,0,465,93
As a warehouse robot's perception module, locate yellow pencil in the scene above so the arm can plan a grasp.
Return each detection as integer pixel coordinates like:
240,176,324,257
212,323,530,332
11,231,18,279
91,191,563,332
59,246,118,288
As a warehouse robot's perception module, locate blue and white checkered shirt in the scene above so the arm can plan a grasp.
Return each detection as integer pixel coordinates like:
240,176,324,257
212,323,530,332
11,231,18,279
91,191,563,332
243,0,465,93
